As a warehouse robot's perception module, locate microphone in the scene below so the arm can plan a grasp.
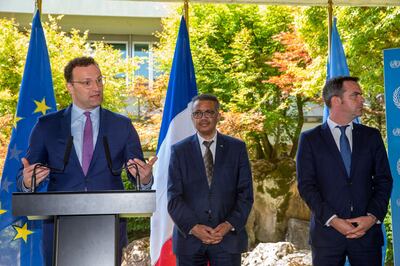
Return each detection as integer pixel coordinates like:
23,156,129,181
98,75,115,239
103,136,141,190
30,136,73,193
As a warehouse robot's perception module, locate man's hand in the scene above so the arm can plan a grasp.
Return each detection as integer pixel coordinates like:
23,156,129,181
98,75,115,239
21,158,50,189
127,157,157,185
211,222,233,244
330,217,357,236
191,224,222,244
345,215,376,239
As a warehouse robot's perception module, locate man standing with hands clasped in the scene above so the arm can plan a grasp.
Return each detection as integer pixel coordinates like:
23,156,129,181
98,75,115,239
168,94,254,266
17,56,156,265
297,76,392,265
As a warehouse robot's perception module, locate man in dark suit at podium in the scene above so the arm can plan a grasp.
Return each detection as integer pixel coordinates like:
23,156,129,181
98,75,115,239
17,56,156,265
168,94,254,266
296,76,392,265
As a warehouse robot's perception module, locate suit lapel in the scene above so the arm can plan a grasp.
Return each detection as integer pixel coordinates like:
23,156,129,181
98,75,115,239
320,123,348,177
350,123,362,178
212,133,226,187
88,107,106,173
61,106,81,171
191,134,211,188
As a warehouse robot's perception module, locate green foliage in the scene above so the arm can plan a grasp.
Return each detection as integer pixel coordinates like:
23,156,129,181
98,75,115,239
336,7,400,130
0,15,132,119
295,7,328,58
0,18,28,116
127,217,150,241
384,203,393,264
156,4,313,164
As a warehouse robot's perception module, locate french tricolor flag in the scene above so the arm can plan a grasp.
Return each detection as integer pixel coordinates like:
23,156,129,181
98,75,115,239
150,16,198,266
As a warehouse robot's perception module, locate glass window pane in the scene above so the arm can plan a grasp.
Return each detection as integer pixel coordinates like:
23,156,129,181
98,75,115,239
134,43,149,79
109,43,128,59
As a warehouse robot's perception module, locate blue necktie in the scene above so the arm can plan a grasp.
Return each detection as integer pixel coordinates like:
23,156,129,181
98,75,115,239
338,125,351,177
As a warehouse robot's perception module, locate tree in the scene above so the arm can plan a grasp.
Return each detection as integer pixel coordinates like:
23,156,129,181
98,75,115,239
156,5,306,159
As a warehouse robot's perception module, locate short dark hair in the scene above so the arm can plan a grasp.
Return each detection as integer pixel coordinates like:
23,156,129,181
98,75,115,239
322,76,359,107
64,57,99,83
191,94,220,110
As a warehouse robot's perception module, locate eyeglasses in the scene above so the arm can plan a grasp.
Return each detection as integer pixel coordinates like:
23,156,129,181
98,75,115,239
192,110,217,119
71,76,106,88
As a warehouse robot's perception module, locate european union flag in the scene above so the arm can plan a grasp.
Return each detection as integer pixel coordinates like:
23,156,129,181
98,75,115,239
0,10,56,265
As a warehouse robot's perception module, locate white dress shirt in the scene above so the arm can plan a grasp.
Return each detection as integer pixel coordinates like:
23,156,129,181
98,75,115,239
197,132,217,161
325,117,378,225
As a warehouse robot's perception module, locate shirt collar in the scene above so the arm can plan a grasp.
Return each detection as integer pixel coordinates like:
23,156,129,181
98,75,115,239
71,104,100,121
327,117,353,131
197,132,218,145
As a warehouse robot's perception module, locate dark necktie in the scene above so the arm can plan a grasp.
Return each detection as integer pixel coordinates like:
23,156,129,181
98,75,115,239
338,125,351,177
203,140,214,186
82,112,93,175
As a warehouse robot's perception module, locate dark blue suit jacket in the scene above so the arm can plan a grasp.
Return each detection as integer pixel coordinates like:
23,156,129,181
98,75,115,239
17,105,145,265
167,133,254,255
17,105,144,191
296,122,392,249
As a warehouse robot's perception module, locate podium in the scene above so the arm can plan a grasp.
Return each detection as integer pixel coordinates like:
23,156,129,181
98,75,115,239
12,190,156,266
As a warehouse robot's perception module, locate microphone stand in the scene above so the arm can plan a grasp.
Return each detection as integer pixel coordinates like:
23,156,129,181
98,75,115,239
103,136,142,191
30,136,73,193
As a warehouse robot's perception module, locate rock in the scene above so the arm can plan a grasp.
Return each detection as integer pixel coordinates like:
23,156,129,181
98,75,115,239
121,237,150,266
248,158,311,247
242,242,311,266
285,182,310,221
285,218,310,250
122,237,311,266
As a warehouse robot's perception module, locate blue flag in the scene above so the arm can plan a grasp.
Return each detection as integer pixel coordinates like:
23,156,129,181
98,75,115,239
0,10,56,265
150,16,198,265
383,48,400,266
323,17,350,122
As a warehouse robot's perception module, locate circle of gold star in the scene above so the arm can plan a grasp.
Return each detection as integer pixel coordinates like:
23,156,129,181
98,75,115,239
13,223,34,243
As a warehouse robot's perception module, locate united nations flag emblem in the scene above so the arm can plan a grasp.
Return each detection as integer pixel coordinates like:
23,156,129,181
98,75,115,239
398,158,400,176
394,87,400,109
390,60,400,68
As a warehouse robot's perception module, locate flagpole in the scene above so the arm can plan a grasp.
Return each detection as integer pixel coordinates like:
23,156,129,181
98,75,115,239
184,0,189,30
328,0,333,55
35,0,42,13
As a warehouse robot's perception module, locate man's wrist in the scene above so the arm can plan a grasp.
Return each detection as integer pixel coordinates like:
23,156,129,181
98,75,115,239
21,178,31,192
224,221,235,231
367,213,378,224
326,215,338,227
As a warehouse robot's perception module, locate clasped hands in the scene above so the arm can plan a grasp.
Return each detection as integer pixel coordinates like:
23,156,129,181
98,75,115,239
330,215,377,239
191,222,233,245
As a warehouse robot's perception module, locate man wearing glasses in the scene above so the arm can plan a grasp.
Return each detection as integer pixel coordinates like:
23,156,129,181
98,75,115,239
17,56,156,265
168,94,254,266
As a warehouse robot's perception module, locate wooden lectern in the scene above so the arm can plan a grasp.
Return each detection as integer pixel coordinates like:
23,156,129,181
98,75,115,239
12,190,155,266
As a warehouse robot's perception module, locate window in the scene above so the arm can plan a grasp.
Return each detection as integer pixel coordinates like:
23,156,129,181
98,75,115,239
133,43,150,80
109,42,128,59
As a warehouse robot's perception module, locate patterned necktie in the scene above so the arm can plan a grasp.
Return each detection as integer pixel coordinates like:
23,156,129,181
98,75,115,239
203,140,214,186
338,125,351,177
82,111,93,175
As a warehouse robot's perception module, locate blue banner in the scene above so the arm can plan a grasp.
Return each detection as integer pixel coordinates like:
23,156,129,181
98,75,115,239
384,48,400,266
323,17,350,122
0,10,56,265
